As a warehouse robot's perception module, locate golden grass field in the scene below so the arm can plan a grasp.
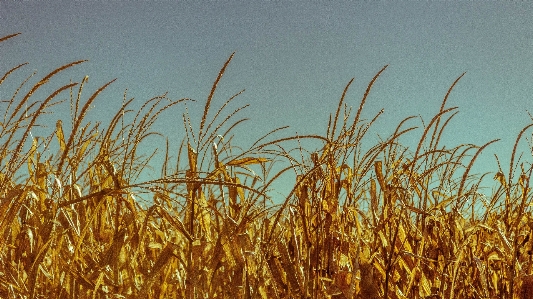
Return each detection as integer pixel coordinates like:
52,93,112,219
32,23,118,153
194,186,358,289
1,32,533,298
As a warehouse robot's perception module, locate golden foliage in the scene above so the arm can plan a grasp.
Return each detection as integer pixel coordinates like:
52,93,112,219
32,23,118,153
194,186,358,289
1,33,533,299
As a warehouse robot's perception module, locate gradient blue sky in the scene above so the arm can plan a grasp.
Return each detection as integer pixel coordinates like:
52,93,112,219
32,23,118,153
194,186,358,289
2,2,533,199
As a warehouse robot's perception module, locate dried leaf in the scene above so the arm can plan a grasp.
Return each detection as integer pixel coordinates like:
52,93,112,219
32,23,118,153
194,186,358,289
226,157,268,166
56,119,66,153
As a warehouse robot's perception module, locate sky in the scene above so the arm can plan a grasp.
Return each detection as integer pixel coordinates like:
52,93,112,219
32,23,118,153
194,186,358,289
1,2,533,201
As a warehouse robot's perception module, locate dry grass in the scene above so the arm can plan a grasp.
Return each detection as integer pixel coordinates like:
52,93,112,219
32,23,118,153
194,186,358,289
1,32,533,298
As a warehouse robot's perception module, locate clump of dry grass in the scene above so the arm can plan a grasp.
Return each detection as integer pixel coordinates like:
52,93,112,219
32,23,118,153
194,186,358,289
1,32,533,298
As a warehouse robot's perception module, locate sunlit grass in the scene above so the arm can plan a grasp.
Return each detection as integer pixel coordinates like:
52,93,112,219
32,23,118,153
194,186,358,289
1,32,533,298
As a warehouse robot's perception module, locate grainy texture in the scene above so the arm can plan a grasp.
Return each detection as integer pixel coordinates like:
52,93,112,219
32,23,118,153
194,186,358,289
1,33,533,299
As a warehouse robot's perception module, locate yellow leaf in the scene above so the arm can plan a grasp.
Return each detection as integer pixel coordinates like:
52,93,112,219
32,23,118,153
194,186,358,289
93,271,105,298
419,272,432,297
198,191,212,241
75,131,98,165
321,199,329,211
187,143,197,173
222,235,237,268
491,271,499,291
148,242,162,250
374,161,385,190
27,138,38,183
226,157,268,166
235,176,245,201
56,120,66,152
494,171,506,187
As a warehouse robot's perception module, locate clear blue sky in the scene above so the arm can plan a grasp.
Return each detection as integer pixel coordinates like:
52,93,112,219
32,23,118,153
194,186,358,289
2,2,533,199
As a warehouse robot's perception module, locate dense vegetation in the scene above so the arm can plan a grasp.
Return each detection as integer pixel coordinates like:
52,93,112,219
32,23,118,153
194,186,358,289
1,33,533,298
